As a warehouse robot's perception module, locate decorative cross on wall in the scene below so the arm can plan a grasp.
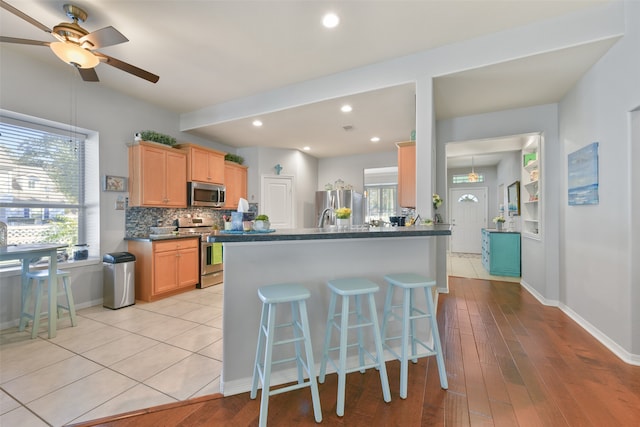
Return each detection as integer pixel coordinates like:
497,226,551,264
274,164,283,175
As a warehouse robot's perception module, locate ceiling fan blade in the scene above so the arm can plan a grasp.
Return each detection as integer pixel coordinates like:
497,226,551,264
94,52,159,83
80,26,128,49
0,0,51,33
0,36,50,46
77,67,99,82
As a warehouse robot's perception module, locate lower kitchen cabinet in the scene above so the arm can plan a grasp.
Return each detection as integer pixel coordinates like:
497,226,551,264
481,229,521,277
127,237,200,301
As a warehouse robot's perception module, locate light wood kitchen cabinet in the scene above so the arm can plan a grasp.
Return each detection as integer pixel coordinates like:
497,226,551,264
397,141,416,208
224,161,248,209
128,141,187,208
128,237,199,302
178,143,225,184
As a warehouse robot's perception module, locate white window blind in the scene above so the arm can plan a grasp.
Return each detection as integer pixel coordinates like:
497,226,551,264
0,119,85,252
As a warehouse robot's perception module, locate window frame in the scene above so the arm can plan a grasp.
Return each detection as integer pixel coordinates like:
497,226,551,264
1,111,94,266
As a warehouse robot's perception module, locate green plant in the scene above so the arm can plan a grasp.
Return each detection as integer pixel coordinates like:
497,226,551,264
432,193,443,210
493,215,506,223
255,214,269,221
140,130,176,147
225,153,244,164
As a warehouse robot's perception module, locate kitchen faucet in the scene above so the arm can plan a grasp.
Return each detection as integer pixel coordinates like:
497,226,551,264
318,208,334,228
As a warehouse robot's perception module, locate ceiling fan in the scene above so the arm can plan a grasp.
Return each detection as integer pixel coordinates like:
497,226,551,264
0,1,159,83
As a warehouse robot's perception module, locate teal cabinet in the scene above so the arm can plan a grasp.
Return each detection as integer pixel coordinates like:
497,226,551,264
481,229,521,277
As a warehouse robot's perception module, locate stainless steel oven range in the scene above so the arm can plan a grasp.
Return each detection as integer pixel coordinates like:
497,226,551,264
176,217,223,288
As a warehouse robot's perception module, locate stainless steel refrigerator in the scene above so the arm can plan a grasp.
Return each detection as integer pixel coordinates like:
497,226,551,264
315,190,365,226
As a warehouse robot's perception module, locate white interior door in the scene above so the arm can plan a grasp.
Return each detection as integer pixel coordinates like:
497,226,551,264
449,187,487,253
261,175,294,229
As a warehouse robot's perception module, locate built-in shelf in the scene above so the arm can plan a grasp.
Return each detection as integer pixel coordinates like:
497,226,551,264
524,159,539,172
522,135,542,239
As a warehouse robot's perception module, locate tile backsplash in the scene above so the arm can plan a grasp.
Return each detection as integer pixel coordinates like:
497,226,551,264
125,207,233,237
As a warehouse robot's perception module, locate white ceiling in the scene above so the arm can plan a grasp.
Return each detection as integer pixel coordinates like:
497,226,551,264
1,0,616,163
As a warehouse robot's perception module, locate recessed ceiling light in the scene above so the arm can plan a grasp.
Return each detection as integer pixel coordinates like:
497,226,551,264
370,137,380,143
322,13,340,28
252,120,263,127
341,104,352,113
303,146,311,151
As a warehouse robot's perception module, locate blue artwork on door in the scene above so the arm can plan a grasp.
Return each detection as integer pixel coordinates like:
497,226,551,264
568,142,599,205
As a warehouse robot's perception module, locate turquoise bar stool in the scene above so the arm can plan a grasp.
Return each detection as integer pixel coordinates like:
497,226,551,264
250,283,322,427
319,277,391,416
381,273,448,399
19,269,77,339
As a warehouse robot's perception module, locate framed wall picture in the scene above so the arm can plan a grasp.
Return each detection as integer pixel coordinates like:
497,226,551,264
103,175,128,192
568,142,599,205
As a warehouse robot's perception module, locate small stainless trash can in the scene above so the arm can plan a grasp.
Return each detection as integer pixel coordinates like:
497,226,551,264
103,252,136,309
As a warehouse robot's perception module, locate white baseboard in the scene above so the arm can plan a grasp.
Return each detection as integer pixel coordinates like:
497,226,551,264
520,280,639,366
519,279,559,307
558,302,640,366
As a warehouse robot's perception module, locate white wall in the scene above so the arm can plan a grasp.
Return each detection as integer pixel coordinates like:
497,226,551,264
318,151,397,193
0,47,234,327
437,104,560,301
558,0,640,360
239,147,318,228
631,108,640,355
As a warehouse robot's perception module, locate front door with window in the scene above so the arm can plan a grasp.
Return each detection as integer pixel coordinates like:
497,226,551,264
449,187,487,253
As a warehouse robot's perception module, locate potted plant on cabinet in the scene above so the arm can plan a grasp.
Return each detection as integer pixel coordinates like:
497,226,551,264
138,130,177,147
492,215,506,231
253,214,270,231
335,207,351,228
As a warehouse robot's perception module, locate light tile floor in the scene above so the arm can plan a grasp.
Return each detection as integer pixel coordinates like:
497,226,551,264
447,252,521,283
0,284,224,427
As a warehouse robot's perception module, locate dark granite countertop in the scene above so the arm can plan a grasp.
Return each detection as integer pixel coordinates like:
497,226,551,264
207,224,452,243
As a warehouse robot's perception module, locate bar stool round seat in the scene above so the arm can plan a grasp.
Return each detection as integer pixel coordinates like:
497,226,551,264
319,277,391,417
250,283,322,426
382,273,448,399
19,269,77,339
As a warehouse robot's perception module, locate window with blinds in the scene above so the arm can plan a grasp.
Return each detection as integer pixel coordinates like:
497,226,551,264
0,119,86,258
365,185,397,222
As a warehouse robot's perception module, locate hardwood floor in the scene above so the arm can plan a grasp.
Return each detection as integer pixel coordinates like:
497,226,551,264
73,277,640,427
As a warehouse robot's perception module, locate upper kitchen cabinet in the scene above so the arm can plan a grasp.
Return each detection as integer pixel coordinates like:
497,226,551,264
178,143,225,184
397,141,416,208
129,141,187,208
224,161,248,209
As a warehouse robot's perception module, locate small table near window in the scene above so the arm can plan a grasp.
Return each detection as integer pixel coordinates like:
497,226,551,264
0,243,67,338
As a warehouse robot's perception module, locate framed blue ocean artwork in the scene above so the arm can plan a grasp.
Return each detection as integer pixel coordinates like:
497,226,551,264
568,142,599,205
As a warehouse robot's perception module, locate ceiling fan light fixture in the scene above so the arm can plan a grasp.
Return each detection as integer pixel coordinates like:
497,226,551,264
50,41,99,69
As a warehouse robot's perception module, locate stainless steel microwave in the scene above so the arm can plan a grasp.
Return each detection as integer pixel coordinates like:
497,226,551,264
188,182,226,208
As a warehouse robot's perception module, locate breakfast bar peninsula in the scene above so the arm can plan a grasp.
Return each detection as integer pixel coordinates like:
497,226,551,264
208,225,451,396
